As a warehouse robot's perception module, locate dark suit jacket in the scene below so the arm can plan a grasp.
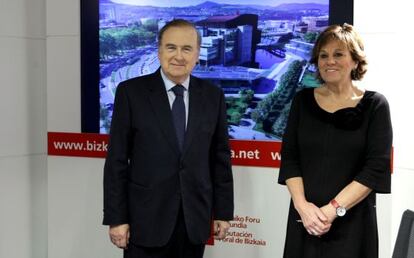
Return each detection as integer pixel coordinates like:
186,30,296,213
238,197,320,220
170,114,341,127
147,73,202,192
103,69,234,247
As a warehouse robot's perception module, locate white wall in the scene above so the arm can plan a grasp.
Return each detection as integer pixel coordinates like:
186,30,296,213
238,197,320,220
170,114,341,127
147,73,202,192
0,1,47,258
355,0,414,256
353,2,395,257
46,0,120,257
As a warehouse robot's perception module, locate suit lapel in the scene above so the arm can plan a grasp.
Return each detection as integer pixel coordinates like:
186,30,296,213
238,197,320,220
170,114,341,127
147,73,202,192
147,70,181,156
182,76,203,157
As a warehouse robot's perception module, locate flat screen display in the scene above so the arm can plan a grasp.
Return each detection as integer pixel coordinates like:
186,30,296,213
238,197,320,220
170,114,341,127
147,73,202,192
81,0,353,141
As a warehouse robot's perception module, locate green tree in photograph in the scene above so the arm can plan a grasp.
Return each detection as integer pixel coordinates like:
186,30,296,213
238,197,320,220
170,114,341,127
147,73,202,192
100,27,156,57
100,30,117,59
272,102,291,137
141,20,158,33
230,112,243,125
239,89,254,104
253,60,305,136
303,32,319,43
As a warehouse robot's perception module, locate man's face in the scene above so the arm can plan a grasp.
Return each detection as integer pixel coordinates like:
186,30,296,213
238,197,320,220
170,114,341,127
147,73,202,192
158,26,200,84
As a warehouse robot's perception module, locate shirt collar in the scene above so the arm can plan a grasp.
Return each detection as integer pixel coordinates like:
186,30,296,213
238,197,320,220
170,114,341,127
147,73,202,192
160,68,190,92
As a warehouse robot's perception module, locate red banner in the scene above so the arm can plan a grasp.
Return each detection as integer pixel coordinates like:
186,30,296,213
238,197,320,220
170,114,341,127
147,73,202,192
48,132,108,158
48,132,282,168
230,140,281,168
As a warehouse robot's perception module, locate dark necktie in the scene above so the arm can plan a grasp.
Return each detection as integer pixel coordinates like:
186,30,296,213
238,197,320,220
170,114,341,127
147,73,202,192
171,85,186,151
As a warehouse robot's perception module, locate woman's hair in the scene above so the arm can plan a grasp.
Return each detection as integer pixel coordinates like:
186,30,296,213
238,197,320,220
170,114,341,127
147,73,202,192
310,23,367,81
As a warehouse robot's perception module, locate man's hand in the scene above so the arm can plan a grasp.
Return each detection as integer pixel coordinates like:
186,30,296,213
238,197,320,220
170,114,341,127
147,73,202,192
213,220,230,240
109,224,130,249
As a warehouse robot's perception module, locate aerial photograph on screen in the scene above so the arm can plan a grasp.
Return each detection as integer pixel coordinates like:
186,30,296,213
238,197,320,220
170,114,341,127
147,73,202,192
99,0,329,140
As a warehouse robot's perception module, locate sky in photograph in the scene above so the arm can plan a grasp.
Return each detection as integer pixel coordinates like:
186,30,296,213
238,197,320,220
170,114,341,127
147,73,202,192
108,0,328,7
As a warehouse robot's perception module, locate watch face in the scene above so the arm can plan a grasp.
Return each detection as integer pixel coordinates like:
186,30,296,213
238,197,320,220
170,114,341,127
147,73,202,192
337,207,346,217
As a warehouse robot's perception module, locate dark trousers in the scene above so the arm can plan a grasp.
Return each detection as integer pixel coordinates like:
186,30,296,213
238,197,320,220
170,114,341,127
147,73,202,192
124,207,205,258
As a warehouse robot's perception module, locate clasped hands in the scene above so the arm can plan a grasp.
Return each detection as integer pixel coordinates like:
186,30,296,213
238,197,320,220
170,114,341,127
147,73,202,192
296,201,337,237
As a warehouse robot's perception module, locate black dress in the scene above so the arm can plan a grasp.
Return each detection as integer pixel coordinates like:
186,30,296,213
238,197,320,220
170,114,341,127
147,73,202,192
278,88,392,258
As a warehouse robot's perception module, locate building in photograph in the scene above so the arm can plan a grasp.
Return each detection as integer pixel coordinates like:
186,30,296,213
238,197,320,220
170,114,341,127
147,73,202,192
196,14,260,67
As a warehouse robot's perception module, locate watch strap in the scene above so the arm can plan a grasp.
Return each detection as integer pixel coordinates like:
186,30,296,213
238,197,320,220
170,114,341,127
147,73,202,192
330,199,346,217
330,199,340,209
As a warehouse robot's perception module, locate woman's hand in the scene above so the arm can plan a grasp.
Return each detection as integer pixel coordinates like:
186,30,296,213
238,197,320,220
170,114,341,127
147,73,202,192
295,201,331,236
320,203,338,224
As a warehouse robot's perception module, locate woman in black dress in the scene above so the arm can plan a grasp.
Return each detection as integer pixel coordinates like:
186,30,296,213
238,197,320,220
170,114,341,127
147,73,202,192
278,24,392,258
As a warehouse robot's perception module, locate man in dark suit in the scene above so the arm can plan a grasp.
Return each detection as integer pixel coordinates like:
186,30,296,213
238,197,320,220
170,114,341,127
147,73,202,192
103,19,234,258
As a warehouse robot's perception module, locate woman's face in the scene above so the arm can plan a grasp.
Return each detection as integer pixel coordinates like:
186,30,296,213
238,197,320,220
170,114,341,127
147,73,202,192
317,40,357,85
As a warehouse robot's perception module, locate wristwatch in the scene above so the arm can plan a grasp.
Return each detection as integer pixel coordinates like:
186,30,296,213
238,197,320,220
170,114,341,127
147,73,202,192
330,199,346,217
